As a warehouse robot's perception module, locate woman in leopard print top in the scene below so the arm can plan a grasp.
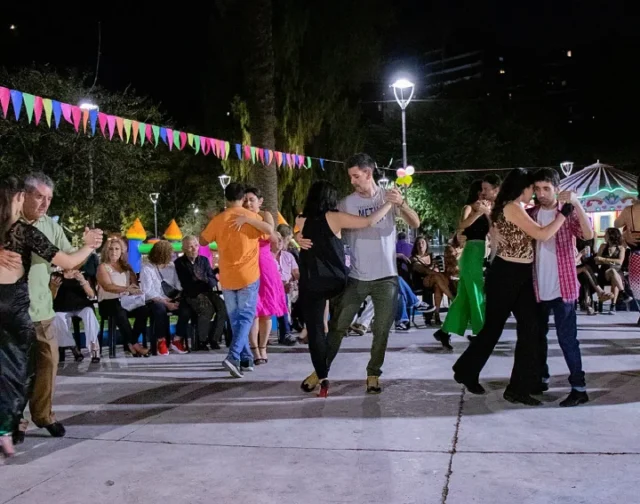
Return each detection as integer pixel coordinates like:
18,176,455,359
453,168,570,406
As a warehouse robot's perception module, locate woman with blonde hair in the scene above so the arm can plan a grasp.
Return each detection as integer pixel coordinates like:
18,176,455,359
97,237,150,357
140,240,185,355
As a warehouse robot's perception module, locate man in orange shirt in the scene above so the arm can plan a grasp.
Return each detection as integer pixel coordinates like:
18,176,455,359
200,183,270,378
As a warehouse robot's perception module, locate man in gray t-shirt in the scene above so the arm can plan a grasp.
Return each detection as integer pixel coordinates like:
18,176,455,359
323,153,420,394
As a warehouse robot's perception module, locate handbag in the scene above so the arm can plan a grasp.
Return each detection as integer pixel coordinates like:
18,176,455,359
157,266,181,300
121,293,146,312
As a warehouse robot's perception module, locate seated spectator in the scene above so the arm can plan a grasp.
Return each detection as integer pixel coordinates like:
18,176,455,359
175,235,228,350
595,228,633,314
410,236,454,324
272,232,299,346
350,297,373,336
50,268,101,363
576,238,613,314
140,240,186,355
396,276,432,331
443,236,463,295
97,237,150,357
277,224,303,332
396,231,413,282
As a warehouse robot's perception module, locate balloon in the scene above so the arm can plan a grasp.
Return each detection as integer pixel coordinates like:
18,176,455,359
404,175,413,185
396,176,406,185
405,165,415,176
396,168,406,178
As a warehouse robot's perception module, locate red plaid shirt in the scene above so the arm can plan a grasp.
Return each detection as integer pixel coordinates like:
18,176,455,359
528,205,583,302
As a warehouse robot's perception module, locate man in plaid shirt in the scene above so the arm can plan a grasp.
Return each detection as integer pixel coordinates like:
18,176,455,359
529,168,594,407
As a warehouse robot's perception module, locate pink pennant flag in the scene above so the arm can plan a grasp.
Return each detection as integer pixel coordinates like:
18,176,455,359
244,145,251,160
286,153,293,168
145,124,153,143
82,110,89,133
202,137,210,155
0,87,9,118
220,141,226,159
71,106,82,132
98,113,108,137
298,155,304,167
166,128,174,150
258,148,265,164
61,103,73,124
179,131,187,150
34,96,43,125
106,115,116,139
115,117,124,140
275,151,282,167
209,138,217,157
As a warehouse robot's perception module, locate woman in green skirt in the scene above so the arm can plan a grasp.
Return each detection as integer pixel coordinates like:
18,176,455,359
433,180,494,349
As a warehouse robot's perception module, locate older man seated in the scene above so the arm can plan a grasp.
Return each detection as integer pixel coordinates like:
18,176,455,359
175,235,228,350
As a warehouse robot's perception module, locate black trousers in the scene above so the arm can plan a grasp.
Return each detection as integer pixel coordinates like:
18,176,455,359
99,299,149,347
0,282,35,435
453,257,540,394
177,292,227,344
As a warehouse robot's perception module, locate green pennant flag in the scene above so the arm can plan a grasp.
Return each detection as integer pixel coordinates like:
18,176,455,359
224,141,230,160
22,93,35,123
139,123,146,146
194,135,201,154
123,119,132,143
306,156,312,168
173,130,181,150
250,146,256,163
42,98,53,127
187,133,194,148
152,125,160,146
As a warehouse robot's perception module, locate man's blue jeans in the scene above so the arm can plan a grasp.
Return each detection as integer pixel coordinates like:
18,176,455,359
222,280,260,365
538,298,586,391
396,276,420,323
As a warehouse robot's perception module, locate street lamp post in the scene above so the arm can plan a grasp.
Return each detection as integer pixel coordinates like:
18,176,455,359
218,174,231,208
80,101,99,227
149,193,160,238
390,79,415,169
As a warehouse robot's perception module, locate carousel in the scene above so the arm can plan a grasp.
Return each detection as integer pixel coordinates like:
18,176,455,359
559,161,638,240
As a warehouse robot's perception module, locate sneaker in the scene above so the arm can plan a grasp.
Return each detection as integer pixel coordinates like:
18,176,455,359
279,333,297,346
240,361,255,372
157,339,170,356
559,390,589,407
395,321,410,331
609,305,617,315
170,340,188,354
222,358,244,378
366,376,382,394
300,371,319,392
349,324,366,336
415,302,436,313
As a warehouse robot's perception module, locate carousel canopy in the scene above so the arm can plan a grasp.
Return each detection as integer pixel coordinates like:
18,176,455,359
559,161,638,212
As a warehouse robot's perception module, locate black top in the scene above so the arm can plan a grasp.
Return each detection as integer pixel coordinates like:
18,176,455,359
463,214,490,241
174,255,217,298
54,278,93,312
3,220,60,282
299,213,348,297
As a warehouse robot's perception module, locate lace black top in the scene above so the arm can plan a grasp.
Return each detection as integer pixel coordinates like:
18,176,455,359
3,220,60,282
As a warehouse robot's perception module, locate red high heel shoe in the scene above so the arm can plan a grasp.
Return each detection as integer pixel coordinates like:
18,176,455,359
318,380,329,398
1,433,15,458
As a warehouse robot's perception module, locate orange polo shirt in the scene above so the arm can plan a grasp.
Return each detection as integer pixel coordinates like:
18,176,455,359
200,207,268,290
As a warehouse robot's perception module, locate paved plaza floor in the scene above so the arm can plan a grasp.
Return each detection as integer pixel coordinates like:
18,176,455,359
1,312,638,504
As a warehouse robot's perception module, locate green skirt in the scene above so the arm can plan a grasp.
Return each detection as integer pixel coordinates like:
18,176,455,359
441,240,486,337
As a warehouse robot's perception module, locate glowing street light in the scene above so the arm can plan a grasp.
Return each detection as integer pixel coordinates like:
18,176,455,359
218,174,231,208
560,161,574,177
149,193,160,238
390,78,415,170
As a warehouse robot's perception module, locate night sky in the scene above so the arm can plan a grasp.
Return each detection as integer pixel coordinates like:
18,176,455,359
2,2,640,136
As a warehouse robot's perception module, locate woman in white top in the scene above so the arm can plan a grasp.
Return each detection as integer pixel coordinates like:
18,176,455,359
96,237,150,357
139,240,186,356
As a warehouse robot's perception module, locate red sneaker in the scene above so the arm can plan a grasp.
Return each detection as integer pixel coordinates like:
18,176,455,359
170,340,188,354
157,339,169,356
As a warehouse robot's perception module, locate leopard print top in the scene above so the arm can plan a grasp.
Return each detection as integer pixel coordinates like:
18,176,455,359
495,213,534,261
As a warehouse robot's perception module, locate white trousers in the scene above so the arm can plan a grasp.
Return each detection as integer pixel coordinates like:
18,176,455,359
353,296,375,329
51,307,100,349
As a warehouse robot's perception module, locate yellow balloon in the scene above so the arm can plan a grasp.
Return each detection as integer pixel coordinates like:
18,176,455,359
404,175,413,185
396,176,405,185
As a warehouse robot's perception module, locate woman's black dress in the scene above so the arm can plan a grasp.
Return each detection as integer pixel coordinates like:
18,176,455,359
0,221,59,435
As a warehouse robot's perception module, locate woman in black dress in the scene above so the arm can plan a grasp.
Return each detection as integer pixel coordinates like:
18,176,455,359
297,181,393,397
0,176,101,457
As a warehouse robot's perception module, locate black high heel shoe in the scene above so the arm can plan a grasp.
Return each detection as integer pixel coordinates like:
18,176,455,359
71,347,84,362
